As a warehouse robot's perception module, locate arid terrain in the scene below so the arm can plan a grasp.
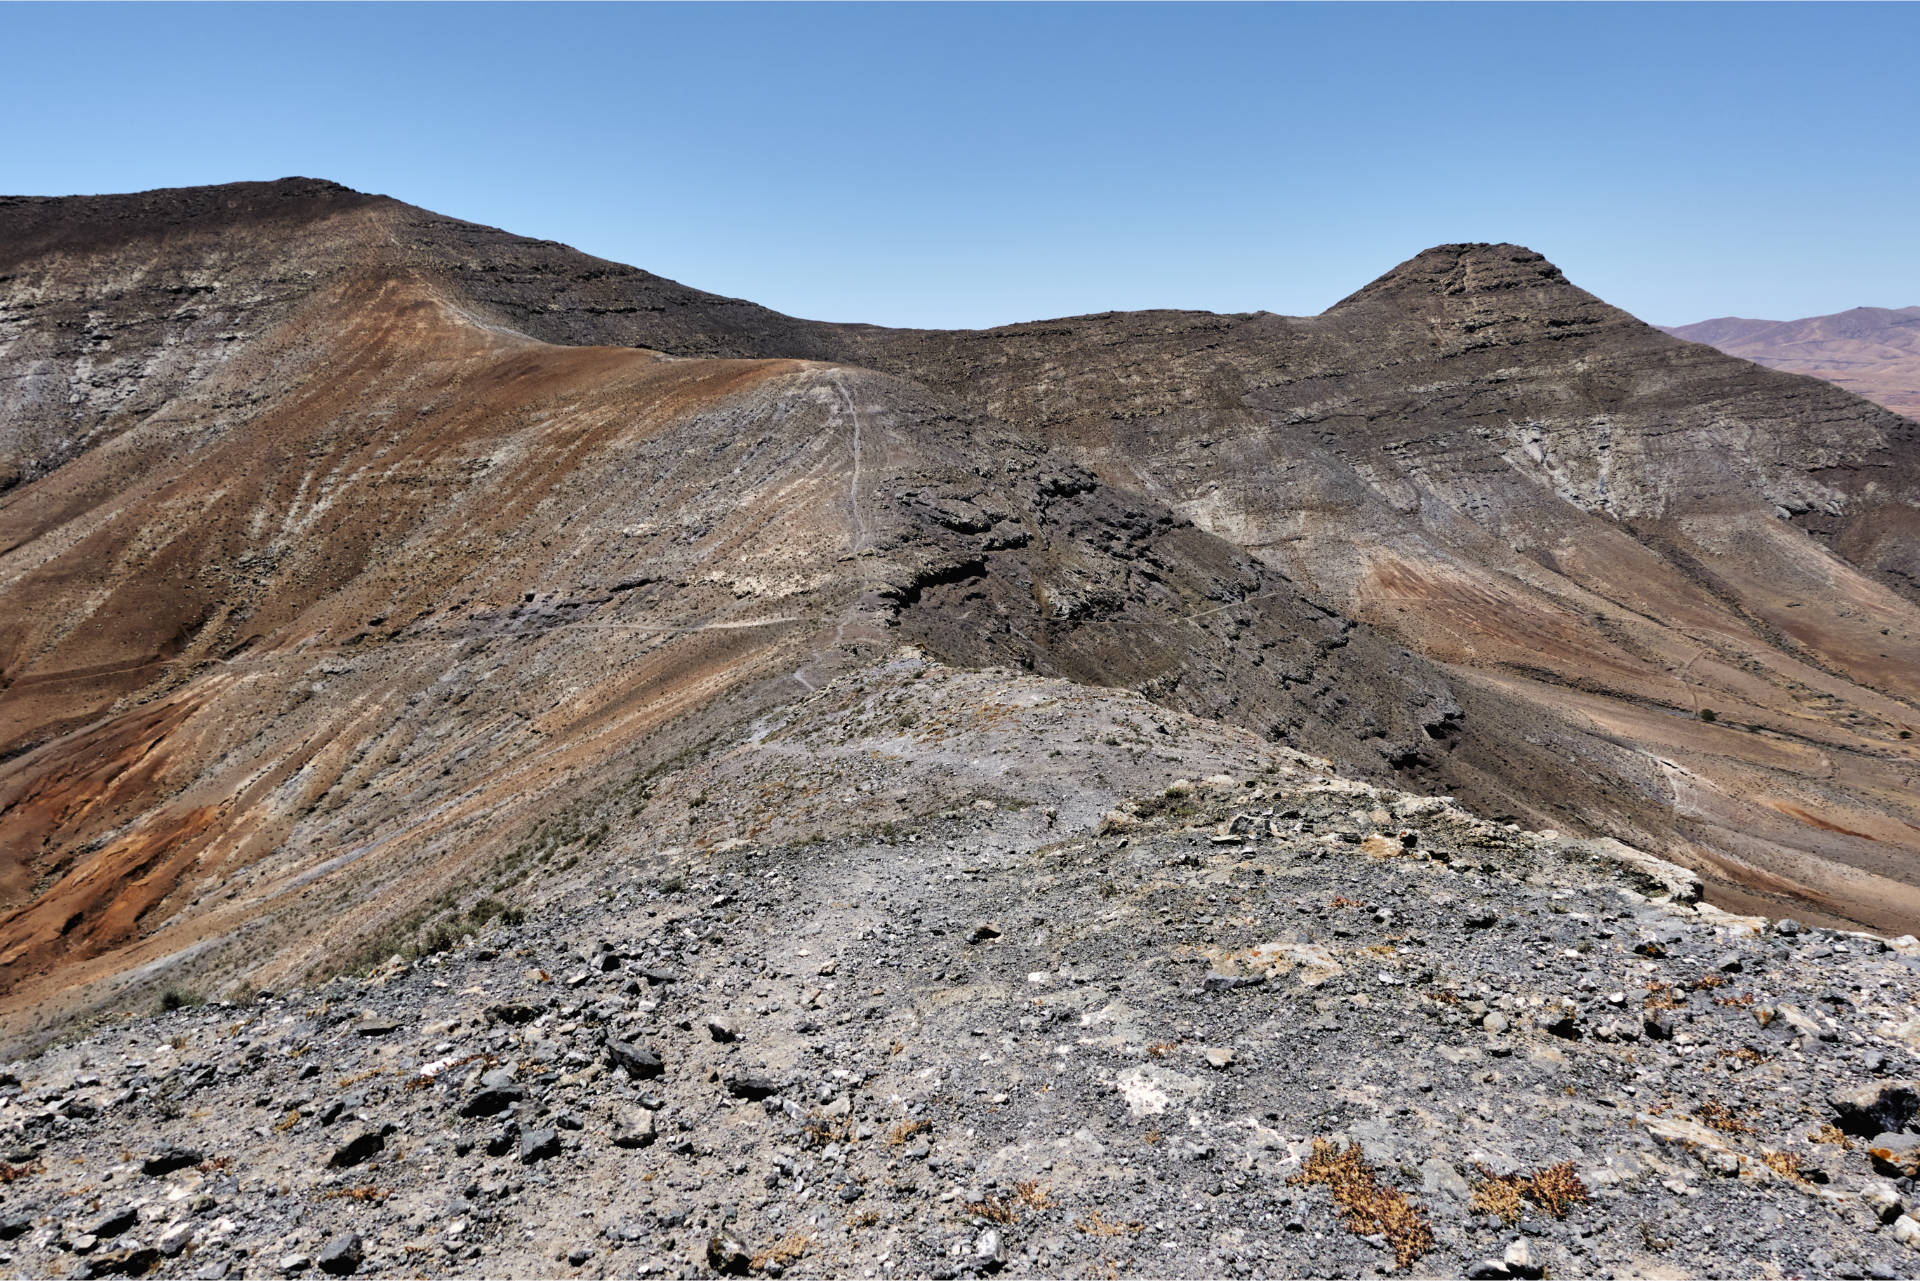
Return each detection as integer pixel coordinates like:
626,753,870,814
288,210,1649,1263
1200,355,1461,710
4,177,1920,1278
1665,308,1920,420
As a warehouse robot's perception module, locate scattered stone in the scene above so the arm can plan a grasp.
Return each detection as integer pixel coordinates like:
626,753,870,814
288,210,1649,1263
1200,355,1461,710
89,1206,139,1239
606,1040,664,1080
316,1234,364,1276
611,1108,657,1149
157,1221,194,1257
1831,1081,1920,1136
1503,1238,1543,1280
519,1127,562,1164
972,1227,1004,1270
1869,1133,1920,1179
141,1146,203,1177
706,1234,750,1275
706,1016,738,1043
726,1074,782,1101
328,1129,384,1169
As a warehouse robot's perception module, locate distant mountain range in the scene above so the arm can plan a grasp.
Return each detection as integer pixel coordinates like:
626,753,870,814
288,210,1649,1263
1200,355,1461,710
1663,306,1920,419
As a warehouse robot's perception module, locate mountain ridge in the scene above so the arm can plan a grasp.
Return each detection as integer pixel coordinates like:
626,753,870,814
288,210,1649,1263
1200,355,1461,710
3,178,1919,1047
1661,306,1920,421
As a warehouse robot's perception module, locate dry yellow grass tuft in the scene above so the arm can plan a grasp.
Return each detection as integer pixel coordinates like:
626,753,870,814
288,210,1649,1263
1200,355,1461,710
321,1186,389,1202
1289,1139,1434,1269
886,1118,931,1147
1076,1210,1145,1237
1014,1180,1057,1211
1471,1161,1592,1224
966,1195,1021,1226
1762,1151,1809,1183
1697,1100,1756,1136
1470,1173,1525,1225
1809,1123,1854,1150
1643,983,1686,1012
750,1232,812,1271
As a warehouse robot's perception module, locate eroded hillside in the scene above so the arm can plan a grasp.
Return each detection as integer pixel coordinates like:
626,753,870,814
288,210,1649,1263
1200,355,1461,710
3,178,1920,1046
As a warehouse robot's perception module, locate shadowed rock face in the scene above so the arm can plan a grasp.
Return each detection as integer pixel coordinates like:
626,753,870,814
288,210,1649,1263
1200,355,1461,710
2,178,1918,1041
1664,307,1920,421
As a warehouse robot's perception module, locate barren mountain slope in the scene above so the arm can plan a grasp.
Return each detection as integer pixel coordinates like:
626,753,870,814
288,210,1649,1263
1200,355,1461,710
834,248,1920,934
0,181,1471,1045
1664,307,1920,420
360,194,1920,934
5,177,1920,1045
242,194,1920,931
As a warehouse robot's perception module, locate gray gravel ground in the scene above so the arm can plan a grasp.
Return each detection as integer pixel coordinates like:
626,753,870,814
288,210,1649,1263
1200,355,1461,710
5,659,1920,1280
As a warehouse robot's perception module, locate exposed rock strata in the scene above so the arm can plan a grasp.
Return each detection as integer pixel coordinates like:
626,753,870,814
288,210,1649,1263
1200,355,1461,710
3,179,1919,1049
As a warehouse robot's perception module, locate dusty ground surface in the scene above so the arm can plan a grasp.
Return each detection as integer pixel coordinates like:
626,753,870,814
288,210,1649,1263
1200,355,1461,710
4,659,1920,1280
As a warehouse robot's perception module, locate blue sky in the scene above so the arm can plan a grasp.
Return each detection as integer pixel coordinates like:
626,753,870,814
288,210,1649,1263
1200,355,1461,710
5,2,1916,329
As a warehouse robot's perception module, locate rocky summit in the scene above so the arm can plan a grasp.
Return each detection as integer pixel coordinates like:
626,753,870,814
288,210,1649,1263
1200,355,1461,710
2,179,1920,1278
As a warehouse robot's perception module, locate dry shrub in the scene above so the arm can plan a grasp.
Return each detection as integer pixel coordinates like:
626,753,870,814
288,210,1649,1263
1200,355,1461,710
1688,972,1727,991
1809,1123,1854,1150
1014,1180,1056,1211
1145,1041,1177,1059
1527,1162,1591,1217
1762,1151,1809,1183
1471,1161,1591,1225
1470,1174,1525,1225
322,1186,390,1202
966,1195,1020,1226
805,1114,855,1146
886,1119,931,1147
1075,1210,1145,1236
1289,1140,1433,1269
1697,1100,1755,1136
1714,991,1758,1008
273,1109,302,1133
847,1209,881,1229
750,1232,812,1270
1643,983,1686,1012
0,1161,42,1183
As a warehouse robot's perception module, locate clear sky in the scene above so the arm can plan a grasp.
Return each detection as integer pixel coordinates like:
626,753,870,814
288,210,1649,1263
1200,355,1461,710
5,2,1916,329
